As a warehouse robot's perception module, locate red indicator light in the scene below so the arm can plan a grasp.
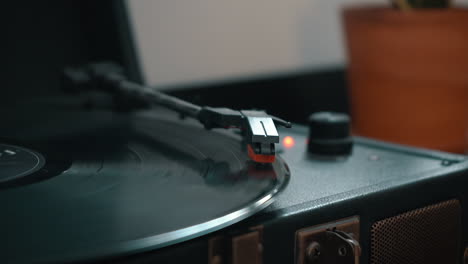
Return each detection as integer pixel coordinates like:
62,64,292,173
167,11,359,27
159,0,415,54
282,136,295,148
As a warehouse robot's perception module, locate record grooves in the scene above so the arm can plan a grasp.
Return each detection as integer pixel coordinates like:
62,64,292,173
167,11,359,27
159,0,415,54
0,111,289,263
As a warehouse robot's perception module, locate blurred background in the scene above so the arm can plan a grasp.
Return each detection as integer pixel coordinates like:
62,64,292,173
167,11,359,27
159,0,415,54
3,0,468,153
129,0,383,89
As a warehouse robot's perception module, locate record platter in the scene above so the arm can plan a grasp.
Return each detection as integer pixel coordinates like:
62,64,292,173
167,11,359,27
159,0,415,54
1,96,289,263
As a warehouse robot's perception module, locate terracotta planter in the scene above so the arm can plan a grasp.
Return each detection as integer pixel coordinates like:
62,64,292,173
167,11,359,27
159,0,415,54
343,7,468,153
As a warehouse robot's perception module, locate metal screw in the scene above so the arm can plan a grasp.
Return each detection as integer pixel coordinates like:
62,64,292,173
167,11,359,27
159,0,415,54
338,246,347,256
306,242,321,263
441,160,453,166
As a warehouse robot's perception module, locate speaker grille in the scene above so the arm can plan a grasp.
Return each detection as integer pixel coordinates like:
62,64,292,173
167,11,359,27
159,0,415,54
370,199,461,264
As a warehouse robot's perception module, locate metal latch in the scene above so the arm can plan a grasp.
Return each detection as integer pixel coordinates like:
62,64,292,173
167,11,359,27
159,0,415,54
296,216,361,264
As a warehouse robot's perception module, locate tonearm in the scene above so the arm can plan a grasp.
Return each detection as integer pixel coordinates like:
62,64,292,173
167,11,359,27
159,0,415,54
62,62,291,163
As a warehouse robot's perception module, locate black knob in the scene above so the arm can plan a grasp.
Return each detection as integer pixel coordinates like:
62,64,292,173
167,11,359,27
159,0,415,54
308,112,353,156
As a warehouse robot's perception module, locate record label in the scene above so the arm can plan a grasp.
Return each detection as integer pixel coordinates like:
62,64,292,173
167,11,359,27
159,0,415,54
0,144,45,183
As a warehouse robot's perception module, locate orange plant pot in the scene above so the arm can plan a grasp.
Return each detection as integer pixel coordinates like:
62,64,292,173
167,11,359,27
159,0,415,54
343,7,468,153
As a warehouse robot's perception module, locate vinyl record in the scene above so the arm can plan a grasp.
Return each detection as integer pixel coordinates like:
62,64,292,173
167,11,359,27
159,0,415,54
0,107,289,263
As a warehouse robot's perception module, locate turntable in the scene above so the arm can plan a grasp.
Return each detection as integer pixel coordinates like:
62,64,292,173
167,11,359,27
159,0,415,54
3,2,468,263
1,62,468,264
1,62,292,263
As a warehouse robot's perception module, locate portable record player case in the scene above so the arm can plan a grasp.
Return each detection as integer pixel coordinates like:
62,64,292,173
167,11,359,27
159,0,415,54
92,127,467,264
3,1,468,264
2,107,467,264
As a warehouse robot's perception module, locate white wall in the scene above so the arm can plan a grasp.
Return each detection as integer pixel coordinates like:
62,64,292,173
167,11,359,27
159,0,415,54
127,0,467,88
